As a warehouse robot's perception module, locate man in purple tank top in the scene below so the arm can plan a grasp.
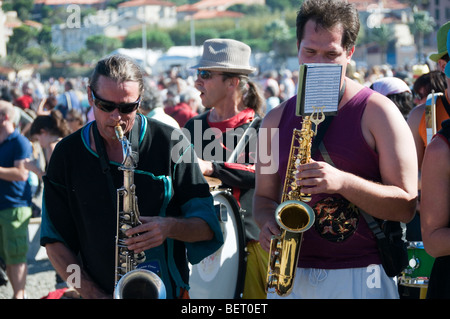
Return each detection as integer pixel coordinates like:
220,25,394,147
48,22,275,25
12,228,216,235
253,0,418,299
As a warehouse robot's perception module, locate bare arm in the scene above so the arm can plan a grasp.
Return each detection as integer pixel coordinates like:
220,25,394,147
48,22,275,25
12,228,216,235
45,242,109,299
407,104,426,170
421,135,450,257
0,159,29,182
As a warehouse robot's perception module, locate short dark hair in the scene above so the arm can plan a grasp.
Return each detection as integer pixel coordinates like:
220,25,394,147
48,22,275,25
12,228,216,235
413,70,447,98
296,0,360,52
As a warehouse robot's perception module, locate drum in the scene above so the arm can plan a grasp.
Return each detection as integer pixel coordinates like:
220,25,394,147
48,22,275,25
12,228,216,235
400,241,435,287
204,176,222,191
189,190,246,299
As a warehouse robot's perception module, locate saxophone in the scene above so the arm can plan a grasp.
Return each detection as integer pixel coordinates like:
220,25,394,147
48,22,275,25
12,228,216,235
266,107,324,296
113,125,166,299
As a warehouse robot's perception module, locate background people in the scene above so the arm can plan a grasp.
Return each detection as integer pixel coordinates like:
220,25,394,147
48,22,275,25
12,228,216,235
24,110,71,180
164,88,201,127
370,76,414,120
408,21,450,170
139,79,180,128
0,100,33,299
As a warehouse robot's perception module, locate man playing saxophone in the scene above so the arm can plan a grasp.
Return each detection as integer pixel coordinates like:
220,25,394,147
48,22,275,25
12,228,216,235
254,0,417,299
40,54,223,299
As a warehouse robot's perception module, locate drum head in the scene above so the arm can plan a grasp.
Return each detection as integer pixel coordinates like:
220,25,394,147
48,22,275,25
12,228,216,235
189,190,246,299
204,176,222,191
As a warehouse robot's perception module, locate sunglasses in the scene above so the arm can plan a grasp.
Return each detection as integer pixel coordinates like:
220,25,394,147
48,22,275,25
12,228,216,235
197,70,224,80
90,88,140,114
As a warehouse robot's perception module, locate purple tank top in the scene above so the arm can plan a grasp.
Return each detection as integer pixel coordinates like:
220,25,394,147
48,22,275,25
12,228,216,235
278,87,381,269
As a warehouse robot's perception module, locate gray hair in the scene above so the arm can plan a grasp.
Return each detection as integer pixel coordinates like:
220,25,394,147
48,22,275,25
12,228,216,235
0,100,16,120
89,54,144,94
140,79,163,112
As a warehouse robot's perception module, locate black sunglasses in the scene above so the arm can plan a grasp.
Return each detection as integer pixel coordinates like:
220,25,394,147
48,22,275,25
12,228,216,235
197,70,224,80
90,87,140,114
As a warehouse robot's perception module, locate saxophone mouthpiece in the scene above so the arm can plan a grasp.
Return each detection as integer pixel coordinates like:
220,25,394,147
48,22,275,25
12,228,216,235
115,125,124,141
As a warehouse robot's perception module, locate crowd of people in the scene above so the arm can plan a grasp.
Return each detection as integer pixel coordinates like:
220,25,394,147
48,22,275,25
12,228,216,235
0,0,449,300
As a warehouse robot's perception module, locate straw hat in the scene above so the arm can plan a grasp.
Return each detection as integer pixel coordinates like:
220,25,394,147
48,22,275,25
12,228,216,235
192,39,256,75
429,21,450,62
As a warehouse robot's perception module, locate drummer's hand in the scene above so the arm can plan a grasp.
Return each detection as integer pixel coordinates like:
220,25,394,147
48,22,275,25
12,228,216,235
198,158,214,176
259,220,280,252
124,216,169,253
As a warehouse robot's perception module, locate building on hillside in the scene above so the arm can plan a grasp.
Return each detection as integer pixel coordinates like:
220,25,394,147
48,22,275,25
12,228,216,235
344,0,418,68
51,1,177,54
177,0,264,21
0,4,15,58
349,0,449,67
33,0,105,10
427,0,450,51
117,0,177,28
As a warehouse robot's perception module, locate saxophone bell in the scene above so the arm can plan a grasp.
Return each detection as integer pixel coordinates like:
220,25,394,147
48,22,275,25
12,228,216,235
266,200,315,296
114,269,166,299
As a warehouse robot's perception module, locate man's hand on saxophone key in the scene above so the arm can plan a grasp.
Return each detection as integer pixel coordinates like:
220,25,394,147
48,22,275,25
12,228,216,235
123,216,168,253
294,159,345,196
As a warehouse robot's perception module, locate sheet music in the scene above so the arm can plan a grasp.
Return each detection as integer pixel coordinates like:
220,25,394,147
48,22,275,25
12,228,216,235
296,63,342,116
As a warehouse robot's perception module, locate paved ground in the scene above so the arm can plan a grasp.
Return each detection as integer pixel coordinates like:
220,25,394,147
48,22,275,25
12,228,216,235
0,218,60,299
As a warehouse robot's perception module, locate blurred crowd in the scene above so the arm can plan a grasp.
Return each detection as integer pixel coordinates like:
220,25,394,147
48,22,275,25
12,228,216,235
0,58,443,220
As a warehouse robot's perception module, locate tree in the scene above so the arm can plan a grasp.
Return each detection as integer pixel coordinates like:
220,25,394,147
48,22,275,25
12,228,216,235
408,10,435,63
85,35,122,57
123,29,173,50
41,43,60,68
368,24,395,64
4,53,28,80
264,19,296,66
2,0,34,21
6,24,37,56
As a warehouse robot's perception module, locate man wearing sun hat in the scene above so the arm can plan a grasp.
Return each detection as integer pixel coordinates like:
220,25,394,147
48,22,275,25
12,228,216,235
408,21,450,169
429,21,450,66
184,38,268,299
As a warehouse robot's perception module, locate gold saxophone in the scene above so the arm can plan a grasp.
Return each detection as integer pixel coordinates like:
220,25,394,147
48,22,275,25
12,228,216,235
266,107,324,297
113,125,166,299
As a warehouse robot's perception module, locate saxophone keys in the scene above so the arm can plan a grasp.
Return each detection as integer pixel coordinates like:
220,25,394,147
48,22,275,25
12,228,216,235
134,252,146,264
121,213,131,221
120,224,132,235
